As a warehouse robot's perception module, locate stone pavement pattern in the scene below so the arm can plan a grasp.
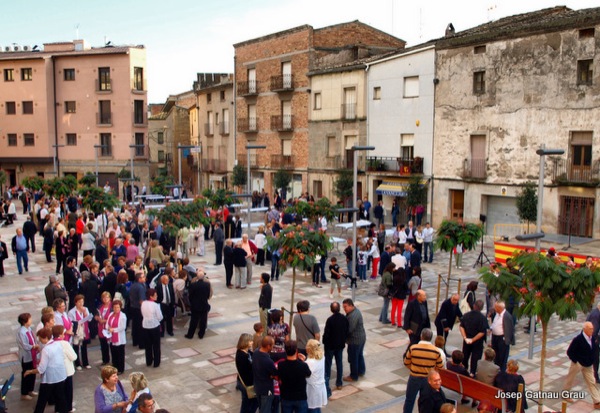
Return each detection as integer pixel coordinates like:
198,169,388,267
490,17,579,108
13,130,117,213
0,213,597,412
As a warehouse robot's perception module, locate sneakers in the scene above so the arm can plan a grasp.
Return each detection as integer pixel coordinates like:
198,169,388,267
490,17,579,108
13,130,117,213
29,391,38,397
85,365,92,369
21,395,33,401
76,366,82,371
329,294,334,299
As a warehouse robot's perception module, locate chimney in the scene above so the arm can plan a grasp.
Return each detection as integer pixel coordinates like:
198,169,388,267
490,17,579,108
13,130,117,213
445,23,455,37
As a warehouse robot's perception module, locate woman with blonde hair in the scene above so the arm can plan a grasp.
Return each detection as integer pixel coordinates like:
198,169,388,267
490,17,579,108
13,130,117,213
235,333,258,413
94,365,128,413
125,371,152,412
305,339,327,413
96,291,113,365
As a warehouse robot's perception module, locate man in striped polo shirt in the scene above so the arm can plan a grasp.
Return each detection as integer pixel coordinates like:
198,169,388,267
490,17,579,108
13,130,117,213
403,328,443,413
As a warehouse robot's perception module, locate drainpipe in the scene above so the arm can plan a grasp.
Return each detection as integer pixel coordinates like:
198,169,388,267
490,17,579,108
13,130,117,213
51,56,60,176
233,55,238,175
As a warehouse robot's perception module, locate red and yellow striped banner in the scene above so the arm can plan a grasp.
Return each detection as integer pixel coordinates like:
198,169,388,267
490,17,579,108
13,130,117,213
494,242,590,266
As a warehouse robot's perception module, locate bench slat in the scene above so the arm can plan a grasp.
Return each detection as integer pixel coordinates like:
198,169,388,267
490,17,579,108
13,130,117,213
439,368,506,412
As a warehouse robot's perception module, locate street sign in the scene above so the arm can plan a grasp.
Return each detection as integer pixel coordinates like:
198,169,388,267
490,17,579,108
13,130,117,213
190,147,201,153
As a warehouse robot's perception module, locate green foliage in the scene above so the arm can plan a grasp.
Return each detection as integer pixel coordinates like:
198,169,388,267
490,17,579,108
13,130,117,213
21,176,46,191
406,175,427,208
79,173,97,187
79,186,120,214
147,198,210,236
117,168,139,181
45,176,78,197
201,188,234,209
273,169,292,192
516,182,537,227
435,220,483,253
0,170,7,186
267,223,332,273
232,164,247,188
334,169,353,202
151,174,175,196
284,197,338,222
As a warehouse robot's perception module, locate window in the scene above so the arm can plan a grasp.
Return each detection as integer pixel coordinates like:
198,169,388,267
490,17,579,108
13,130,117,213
64,68,75,81
133,67,143,90
343,87,357,119
99,100,111,124
207,93,212,104
220,90,226,101
577,60,593,85
100,133,112,156
158,150,165,162
403,76,419,98
470,134,486,178
157,131,164,145
373,87,381,100
313,92,322,110
135,133,144,156
65,101,76,113
4,69,14,81
474,45,486,54
206,111,214,135
23,133,34,146
222,108,230,134
7,133,17,146
248,105,257,131
98,67,111,91
579,28,595,38
282,139,292,156
21,68,32,81
281,61,292,88
6,101,16,115
400,134,414,159
134,100,144,124
66,133,77,146
215,112,220,125
473,71,486,94
313,180,323,198
22,101,33,114
247,68,256,93
570,131,592,180
327,136,337,157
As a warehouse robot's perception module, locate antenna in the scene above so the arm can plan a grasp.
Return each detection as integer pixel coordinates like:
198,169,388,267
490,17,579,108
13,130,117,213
75,23,80,40
487,4,497,21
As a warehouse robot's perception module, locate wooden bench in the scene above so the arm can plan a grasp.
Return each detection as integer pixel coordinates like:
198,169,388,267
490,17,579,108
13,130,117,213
438,368,507,412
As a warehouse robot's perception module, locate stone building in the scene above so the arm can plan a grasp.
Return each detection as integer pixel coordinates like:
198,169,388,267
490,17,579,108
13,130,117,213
432,6,600,238
0,40,148,196
233,21,405,199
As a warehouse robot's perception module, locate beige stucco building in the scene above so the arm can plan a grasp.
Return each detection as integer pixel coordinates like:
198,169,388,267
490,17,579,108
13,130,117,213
0,40,149,195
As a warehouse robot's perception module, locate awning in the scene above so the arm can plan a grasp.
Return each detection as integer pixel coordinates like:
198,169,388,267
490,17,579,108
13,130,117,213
375,179,427,197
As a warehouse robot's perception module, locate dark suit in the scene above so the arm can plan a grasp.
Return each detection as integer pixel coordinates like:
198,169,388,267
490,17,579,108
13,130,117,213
101,271,117,298
95,245,109,267
0,241,7,276
44,282,67,306
434,298,463,341
403,299,430,345
156,281,176,336
586,307,600,381
22,220,37,252
491,310,515,372
186,277,212,339
418,383,447,413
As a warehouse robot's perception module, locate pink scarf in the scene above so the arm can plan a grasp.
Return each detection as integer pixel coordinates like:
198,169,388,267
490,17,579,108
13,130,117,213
75,309,89,340
98,305,111,339
107,312,120,344
26,329,37,368
61,313,72,340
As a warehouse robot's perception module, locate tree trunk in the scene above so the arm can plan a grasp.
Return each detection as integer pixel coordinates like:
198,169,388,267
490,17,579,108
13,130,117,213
446,252,453,299
289,267,297,327
538,320,548,413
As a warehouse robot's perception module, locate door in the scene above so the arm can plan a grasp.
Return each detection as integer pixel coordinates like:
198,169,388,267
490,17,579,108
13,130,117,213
282,62,292,88
559,196,594,238
282,101,292,129
248,105,257,131
248,68,256,93
470,135,486,178
486,196,520,235
450,190,464,220
343,87,357,119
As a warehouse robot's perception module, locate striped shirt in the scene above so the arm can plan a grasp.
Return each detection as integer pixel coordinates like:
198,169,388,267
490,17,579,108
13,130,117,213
404,341,443,377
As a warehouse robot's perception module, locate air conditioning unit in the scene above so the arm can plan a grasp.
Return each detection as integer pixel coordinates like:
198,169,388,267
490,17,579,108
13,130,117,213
4,46,11,52
13,45,20,52
23,45,31,51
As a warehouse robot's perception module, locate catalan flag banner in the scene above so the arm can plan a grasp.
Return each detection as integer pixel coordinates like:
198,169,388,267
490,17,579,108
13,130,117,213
493,242,590,266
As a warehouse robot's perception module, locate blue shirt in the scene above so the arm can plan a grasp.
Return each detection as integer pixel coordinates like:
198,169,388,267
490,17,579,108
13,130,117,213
15,235,27,251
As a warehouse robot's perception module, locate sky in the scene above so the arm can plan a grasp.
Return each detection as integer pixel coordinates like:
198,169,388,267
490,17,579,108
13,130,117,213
1,0,598,103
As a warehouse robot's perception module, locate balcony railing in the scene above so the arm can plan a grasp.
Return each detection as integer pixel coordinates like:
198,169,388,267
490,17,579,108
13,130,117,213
134,145,149,159
201,158,227,173
270,115,293,131
97,112,112,125
237,117,258,133
205,123,214,136
551,157,600,184
463,158,487,179
271,154,294,168
365,156,424,174
219,122,230,135
96,79,112,92
238,80,258,96
341,103,357,120
237,153,259,169
270,74,293,92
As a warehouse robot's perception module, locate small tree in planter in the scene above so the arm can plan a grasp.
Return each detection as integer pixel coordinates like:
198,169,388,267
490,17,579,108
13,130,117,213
274,169,292,201
267,223,332,326
79,186,120,214
78,173,98,187
481,253,600,413
151,173,174,197
45,176,78,198
516,182,537,233
201,188,234,209
21,176,46,191
231,165,247,192
334,169,353,206
148,197,211,237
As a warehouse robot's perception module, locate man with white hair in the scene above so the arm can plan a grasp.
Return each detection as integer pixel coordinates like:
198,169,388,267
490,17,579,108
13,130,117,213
490,301,514,372
586,302,600,383
563,321,600,408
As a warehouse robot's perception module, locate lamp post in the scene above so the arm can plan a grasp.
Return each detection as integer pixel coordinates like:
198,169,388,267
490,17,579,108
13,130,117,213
246,144,266,235
177,145,198,200
351,145,375,301
129,144,145,204
52,144,65,177
94,144,107,187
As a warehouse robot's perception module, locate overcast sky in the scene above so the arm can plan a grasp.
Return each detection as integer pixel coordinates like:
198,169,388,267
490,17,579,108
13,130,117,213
1,0,597,102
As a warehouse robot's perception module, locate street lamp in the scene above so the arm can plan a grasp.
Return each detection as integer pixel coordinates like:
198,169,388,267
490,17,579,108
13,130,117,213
246,144,266,234
177,145,199,200
129,144,145,204
52,144,65,177
351,145,375,301
94,144,107,187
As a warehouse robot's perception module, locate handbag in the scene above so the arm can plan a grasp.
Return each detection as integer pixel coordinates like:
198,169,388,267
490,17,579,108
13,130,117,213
377,282,389,298
459,291,473,314
238,374,256,399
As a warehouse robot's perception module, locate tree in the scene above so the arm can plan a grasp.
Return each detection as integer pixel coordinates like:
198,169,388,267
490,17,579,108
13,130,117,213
481,253,600,413
267,223,332,326
201,188,234,209
45,176,78,198
334,169,353,206
516,182,537,233
79,186,119,214
151,174,175,196
148,198,210,236
405,175,427,209
21,176,46,191
0,170,6,193
434,219,483,295
273,169,292,199
231,165,247,189
79,173,97,187
285,197,338,226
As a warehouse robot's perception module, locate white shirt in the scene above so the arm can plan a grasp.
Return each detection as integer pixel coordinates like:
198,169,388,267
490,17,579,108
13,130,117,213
422,227,435,243
37,340,67,384
391,254,407,269
320,217,328,231
491,310,506,336
141,300,163,329
254,233,267,249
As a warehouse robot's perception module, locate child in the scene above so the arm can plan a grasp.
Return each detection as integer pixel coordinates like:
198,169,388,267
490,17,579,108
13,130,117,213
454,242,464,269
329,257,345,299
252,322,263,350
357,244,368,282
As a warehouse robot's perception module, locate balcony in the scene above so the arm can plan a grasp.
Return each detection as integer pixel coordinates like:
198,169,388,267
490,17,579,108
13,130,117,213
201,158,227,173
365,156,424,174
238,80,258,96
96,79,112,93
237,153,259,169
237,118,258,133
97,112,112,126
270,74,293,92
463,158,487,179
271,154,294,168
341,103,357,121
270,115,293,132
551,157,600,185
204,123,214,136
219,122,230,135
